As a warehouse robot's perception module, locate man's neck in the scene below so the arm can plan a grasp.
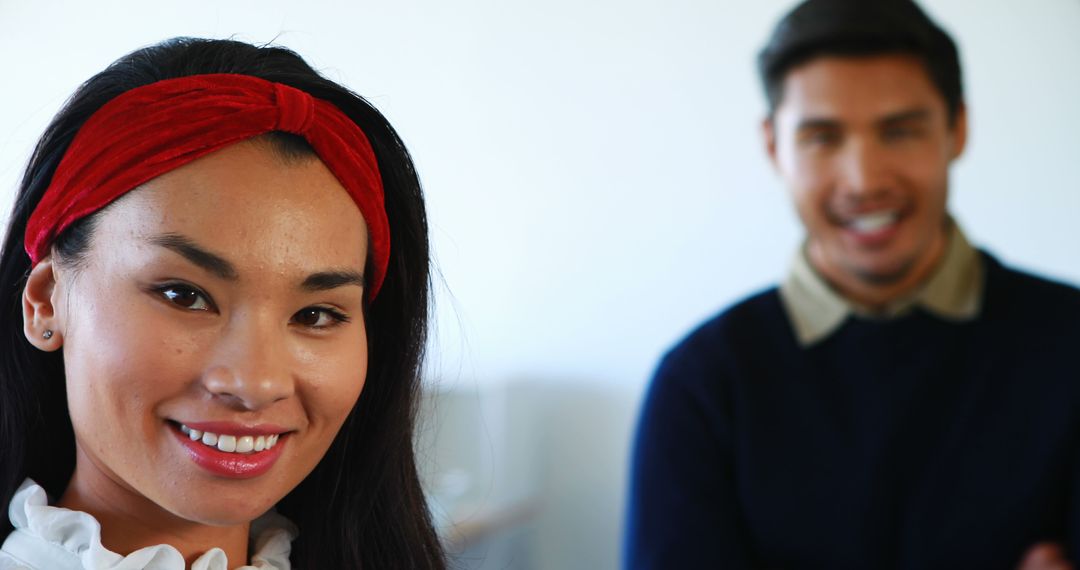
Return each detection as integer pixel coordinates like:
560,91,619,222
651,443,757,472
809,229,949,312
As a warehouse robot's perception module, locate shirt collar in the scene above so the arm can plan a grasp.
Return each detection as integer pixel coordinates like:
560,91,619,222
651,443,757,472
779,220,985,347
1,478,296,570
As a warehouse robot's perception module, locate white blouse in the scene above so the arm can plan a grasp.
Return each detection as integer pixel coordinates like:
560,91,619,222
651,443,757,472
0,479,296,570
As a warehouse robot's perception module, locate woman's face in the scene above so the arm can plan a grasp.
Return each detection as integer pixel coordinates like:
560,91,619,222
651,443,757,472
49,140,370,525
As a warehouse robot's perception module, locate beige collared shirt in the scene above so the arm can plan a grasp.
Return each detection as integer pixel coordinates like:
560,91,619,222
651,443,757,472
778,221,985,347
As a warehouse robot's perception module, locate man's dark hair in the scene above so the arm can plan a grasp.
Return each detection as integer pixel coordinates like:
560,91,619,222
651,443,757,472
758,0,963,123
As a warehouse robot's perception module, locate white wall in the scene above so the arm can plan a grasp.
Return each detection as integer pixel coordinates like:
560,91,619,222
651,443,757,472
2,2,1079,568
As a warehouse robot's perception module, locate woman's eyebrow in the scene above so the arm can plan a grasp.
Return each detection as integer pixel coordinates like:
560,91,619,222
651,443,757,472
301,270,366,292
149,233,238,280
149,233,363,290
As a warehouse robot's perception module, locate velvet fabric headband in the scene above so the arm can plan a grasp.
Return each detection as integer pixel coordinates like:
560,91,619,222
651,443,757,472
24,73,391,299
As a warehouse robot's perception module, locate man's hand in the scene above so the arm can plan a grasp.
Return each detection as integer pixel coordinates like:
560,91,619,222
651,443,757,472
1018,543,1074,570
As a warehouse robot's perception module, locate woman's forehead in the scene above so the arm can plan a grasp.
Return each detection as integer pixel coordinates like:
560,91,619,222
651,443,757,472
95,140,369,274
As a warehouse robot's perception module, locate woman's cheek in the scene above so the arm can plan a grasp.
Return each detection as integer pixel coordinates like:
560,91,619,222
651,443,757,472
297,340,368,428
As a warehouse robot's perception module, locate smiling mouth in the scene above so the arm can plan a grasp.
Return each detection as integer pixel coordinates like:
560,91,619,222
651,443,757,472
847,210,900,234
170,421,284,455
168,421,289,479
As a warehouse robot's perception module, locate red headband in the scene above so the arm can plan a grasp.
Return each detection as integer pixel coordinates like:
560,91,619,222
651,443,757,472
25,73,391,299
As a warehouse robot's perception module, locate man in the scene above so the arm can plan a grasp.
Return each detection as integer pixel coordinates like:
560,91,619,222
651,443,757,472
625,1,1080,569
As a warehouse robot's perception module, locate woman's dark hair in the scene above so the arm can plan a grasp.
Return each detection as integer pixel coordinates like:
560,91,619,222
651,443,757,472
0,37,444,569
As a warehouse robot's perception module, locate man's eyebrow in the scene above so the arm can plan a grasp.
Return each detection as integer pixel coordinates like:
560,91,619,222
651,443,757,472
879,108,932,125
149,233,238,280
795,117,842,131
301,270,366,292
794,109,933,132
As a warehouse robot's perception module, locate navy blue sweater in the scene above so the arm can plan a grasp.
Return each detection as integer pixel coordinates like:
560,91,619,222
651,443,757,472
627,254,1080,570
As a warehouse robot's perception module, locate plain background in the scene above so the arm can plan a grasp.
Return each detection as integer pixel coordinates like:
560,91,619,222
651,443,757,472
2,1,1079,568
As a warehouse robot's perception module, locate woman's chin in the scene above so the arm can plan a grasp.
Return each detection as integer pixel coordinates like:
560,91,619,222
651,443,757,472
167,497,278,527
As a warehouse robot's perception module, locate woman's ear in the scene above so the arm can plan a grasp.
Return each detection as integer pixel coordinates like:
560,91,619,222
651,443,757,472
23,258,63,351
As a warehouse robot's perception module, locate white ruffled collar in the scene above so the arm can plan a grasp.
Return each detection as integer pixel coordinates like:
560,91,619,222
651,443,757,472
1,479,296,570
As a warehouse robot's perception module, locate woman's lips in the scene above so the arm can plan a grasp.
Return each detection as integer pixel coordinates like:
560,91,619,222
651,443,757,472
169,422,288,479
180,420,289,437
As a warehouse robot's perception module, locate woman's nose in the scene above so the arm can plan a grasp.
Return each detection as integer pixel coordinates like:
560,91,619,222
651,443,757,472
201,311,295,410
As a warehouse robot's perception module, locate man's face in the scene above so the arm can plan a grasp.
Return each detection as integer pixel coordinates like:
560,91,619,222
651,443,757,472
765,54,966,291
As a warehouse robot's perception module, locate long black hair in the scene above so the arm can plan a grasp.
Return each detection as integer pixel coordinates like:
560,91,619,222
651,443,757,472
0,37,445,569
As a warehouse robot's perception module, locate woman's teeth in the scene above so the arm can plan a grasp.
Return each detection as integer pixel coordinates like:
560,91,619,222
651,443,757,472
849,211,898,233
179,424,280,454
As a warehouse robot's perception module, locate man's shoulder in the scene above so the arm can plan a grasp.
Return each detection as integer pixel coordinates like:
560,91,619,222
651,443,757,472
681,286,787,339
984,251,1080,318
657,287,790,375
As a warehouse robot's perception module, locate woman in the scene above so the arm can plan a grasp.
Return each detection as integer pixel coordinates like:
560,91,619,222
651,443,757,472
0,38,445,569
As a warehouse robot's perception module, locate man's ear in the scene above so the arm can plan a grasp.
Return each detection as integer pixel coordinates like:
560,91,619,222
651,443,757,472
23,258,63,351
763,117,780,170
949,103,968,161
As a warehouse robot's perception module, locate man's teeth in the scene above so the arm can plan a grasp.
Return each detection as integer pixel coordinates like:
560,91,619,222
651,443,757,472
849,211,899,233
179,424,280,454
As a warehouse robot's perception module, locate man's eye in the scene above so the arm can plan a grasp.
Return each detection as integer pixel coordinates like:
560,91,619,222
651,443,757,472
883,125,922,141
800,130,840,147
292,307,350,329
159,285,212,311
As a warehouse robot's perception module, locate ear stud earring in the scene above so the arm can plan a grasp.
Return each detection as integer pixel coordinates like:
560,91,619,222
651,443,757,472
42,330,53,340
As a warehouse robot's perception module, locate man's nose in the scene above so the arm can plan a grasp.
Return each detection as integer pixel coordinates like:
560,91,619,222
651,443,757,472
201,310,295,411
837,138,890,198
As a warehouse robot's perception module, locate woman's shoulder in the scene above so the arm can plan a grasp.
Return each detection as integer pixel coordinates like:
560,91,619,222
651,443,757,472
2,478,296,570
0,549,35,570
0,479,95,570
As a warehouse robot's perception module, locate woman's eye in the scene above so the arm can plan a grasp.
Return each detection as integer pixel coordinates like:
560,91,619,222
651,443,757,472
158,285,212,311
293,307,350,329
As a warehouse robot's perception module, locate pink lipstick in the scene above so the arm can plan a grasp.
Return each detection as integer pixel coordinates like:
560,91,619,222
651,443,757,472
170,422,288,479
